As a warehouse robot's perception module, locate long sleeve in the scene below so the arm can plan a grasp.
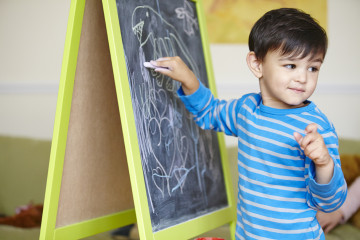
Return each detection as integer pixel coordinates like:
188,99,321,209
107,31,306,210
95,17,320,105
305,128,348,213
177,80,348,239
177,80,246,137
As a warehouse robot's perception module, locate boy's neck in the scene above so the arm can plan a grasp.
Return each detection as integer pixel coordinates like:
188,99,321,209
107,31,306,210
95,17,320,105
261,95,309,109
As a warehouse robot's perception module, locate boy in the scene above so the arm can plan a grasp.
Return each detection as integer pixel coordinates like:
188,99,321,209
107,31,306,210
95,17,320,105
148,8,347,240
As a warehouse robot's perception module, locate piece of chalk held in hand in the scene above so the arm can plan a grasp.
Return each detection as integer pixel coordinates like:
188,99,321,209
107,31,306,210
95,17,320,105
194,238,225,240
143,61,169,70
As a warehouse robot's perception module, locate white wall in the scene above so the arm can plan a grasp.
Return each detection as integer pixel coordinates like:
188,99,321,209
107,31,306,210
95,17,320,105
0,0,69,139
0,0,359,145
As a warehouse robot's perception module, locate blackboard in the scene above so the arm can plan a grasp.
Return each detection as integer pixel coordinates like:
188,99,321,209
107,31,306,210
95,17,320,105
116,0,228,232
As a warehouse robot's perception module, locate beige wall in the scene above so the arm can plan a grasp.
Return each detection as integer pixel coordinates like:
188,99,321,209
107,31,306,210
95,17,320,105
0,0,69,139
0,0,359,145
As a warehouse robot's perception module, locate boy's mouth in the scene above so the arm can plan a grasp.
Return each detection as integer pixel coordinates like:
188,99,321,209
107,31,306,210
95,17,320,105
289,87,305,93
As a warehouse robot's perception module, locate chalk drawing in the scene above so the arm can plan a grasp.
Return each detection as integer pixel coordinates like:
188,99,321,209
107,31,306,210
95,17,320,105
128,2,216,213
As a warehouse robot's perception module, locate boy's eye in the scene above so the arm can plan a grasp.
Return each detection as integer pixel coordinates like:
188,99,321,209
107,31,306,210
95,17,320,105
308,67,319,72
285,64,296,69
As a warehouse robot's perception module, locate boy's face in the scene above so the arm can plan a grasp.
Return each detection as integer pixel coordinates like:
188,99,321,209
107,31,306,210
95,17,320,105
258,50,323,109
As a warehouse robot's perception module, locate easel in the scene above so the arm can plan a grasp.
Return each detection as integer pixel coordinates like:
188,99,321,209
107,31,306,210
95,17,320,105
40,1,236,239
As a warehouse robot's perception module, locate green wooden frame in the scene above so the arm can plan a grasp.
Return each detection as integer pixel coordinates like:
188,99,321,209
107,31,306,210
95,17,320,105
40,0,236,239
40,1,136,239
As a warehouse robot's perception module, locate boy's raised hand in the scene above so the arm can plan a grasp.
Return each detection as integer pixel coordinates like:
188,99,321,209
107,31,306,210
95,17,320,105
150,57,199,95
294,123,334,184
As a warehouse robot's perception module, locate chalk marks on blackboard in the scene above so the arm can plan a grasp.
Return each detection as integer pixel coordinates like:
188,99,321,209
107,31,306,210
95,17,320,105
131,4,200,89
117,0,227,231
175,0,199,36
129,3,210,212
131,47,201,213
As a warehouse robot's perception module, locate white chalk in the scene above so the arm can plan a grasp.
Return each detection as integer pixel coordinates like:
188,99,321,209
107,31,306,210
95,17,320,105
143,61,169,70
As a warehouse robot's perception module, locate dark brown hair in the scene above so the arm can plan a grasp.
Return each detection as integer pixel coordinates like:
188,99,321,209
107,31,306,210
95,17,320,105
249,8,328,61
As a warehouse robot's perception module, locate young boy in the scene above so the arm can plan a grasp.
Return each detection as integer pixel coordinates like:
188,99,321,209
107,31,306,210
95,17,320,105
148,8,347,240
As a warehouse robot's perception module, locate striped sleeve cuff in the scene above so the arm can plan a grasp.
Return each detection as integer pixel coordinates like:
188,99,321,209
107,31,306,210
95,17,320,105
308,159,343,197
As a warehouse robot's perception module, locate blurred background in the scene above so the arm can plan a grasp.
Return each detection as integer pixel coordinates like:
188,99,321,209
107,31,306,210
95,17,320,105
1,0,359,239
1,0,359,143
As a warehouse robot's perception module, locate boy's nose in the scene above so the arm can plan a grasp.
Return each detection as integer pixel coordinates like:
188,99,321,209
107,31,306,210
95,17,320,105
295,69,307,83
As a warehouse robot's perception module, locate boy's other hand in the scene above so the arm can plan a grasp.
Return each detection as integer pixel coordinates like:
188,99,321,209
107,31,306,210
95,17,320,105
294,123,334,184
316,210,344,233
150,57,199,95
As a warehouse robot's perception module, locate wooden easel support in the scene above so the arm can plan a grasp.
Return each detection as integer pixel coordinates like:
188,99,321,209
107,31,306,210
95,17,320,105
40,0,135,239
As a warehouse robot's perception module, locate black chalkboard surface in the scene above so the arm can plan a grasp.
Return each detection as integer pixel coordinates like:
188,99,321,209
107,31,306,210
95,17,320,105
116,0,228,232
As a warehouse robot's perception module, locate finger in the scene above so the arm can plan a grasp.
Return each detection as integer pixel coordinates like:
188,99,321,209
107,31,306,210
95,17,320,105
317,218,325,227
299,131,318,151
293,132,303,146
154,68,172,75
325,222,336,234
150,60,172,70
305,123,318,134
155,57,171,61
322,222,334,234
304,147,320,161
150,59,163,66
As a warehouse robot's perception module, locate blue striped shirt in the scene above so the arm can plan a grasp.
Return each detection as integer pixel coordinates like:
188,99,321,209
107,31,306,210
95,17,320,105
178,81,347,240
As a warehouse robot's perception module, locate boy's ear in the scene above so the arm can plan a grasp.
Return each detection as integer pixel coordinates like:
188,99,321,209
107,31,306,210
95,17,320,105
246,51,263,78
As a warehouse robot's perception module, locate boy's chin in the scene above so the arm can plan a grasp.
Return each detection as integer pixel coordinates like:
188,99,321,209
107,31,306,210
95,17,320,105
287,101,307,109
